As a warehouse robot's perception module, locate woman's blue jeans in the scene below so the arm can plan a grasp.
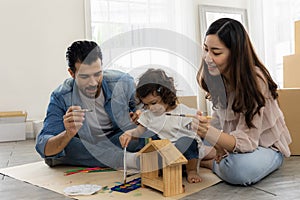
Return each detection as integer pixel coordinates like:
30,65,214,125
212,146,284,186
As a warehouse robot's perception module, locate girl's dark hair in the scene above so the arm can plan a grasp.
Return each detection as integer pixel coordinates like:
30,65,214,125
136,68,177,108
197,18,278,128
66,40,103,73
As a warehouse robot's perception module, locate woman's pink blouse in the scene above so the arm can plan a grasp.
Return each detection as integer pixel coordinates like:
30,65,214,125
210,69,292,157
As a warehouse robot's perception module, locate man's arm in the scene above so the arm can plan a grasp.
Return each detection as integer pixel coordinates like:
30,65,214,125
44,130,73,156
44,106,85,156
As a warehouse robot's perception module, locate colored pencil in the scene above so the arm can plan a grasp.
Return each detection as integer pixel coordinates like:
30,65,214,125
64,167,115,176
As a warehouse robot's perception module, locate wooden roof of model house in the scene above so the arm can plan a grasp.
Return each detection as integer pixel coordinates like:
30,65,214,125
138,139,188,166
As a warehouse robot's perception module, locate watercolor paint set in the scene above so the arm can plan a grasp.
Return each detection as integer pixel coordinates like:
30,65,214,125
110,177,141,193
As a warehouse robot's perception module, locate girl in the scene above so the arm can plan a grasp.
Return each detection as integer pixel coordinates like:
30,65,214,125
119,68,206,183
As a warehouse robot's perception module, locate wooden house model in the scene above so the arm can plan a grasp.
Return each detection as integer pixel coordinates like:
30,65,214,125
138,139,188,197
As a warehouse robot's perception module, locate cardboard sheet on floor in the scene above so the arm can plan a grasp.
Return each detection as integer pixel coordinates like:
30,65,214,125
0,161,221,200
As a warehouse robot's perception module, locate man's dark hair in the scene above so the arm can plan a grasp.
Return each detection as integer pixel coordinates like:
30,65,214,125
66,40,103,73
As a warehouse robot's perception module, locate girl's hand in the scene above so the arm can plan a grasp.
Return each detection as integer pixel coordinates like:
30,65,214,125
191,110,210,139
129,110,142,125
119,131,133,148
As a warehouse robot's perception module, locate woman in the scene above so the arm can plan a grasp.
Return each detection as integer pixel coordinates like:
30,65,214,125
193,18,292,185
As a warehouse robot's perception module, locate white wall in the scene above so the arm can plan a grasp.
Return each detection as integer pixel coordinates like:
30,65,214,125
0,0,86,120
0,0,256,121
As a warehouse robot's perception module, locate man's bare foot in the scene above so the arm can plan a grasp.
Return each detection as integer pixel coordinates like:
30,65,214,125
200,159,214,170
187,170,202,183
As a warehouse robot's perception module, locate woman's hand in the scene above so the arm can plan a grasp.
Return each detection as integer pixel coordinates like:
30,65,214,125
119,131,133,148
192,111,236,154
192,110,210,139
215,147,228,163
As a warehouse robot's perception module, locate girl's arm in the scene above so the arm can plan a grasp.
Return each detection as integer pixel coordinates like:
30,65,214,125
119,125,146,148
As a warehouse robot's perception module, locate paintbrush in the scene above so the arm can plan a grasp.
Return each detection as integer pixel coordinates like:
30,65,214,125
73,109,93,112
165,113,195,117
165,113,212,119
201,111,213,119
123,147,127,184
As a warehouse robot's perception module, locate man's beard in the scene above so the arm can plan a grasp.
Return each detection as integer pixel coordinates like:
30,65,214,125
83,85,101,98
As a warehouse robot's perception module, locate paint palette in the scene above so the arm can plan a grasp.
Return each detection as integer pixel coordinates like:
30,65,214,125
63,184,102,196
110,177,141,193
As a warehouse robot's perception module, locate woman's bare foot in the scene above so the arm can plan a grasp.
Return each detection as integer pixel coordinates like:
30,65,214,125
187,170,202,183
200,159,214,170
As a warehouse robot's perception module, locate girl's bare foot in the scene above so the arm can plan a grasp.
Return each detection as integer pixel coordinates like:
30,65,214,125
187,170,202,183
185,159,201,183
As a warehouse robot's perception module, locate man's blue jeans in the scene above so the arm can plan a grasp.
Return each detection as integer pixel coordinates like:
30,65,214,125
45,131,140,168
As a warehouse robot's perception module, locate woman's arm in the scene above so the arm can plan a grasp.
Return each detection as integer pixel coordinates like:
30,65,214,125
192,111,236,152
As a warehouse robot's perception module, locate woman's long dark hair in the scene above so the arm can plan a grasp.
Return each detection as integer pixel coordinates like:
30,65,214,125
197,18,278,128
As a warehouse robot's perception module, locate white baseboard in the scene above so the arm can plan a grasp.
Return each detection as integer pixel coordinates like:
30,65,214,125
25,120,43,139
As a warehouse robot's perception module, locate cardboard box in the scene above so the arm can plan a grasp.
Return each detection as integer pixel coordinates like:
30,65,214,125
178,96,197,109
295,20,300,54
0,123,26,142
277,89,300,155
283,54,300,88
0,111,27,142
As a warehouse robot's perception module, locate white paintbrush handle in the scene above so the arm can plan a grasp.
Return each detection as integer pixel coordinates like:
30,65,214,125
123,147,127,184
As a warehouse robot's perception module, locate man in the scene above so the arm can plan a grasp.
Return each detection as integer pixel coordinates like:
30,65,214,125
36,40,139,169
